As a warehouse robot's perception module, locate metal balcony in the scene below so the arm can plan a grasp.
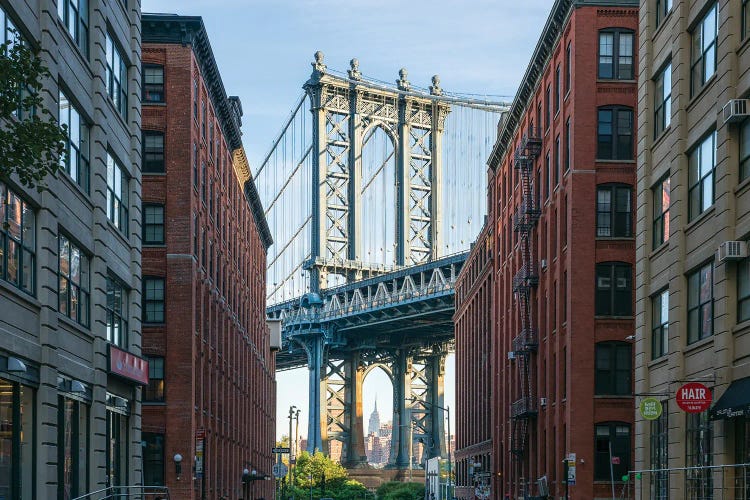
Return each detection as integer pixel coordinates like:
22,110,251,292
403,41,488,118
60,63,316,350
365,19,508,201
511,396,538,419
523,126,543,158
512,329,538,354
512,203,541,233
512,264,539,292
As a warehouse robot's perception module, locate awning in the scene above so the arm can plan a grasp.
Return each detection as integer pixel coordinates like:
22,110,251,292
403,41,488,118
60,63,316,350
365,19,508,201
709,376,750,420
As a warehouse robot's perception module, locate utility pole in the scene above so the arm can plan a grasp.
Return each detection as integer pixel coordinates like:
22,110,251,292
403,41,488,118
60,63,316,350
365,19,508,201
288,405,297,496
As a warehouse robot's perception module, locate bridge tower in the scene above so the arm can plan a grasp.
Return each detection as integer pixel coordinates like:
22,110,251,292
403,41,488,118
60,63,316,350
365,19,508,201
299,53,451,467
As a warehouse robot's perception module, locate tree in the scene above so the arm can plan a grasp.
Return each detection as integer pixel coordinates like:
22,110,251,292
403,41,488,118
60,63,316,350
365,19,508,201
279,451,370,500
1,32,66,191
376,481,425,500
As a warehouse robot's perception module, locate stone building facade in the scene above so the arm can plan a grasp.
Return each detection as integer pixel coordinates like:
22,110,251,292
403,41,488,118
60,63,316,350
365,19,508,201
141,14,276,500
0,0,144,498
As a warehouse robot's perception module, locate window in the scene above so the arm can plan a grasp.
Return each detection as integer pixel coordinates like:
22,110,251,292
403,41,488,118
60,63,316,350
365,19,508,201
595,422,631,481
650,404,669,499
201,100,206,140
143,277,164,324
555,135,560,185
741,121,750,182
686,412,713,498
566,42,571,92
555,64,561,112
653,175,670,248
597,106,633,160
105,275,128,347
545,152,551,200
58,235,90,327
687,262,713,344
105,404,128,488
545,85,551,130
0,181,35,294
654,62,672,138
691,3,718,95
144,357,165,402
598,29,634,79
596,184,632,237
192,212,198,256
57,0,88,57
657,0,672,27
688,132,716,221
59,90,90,191
744,0,750,40
0,378,35,500
595,342,632,395
652,289,669,359
143,432,165,486
193,143,198,187
105,33,127,117
58,395,89,499
739,258,750,323
142,131,164,173
106,154,128,232
595,262,632,316
565,117,571,171
142,65,164,103
193,79,198,120
736,417,750,497
201,162,207,204
142,204,164,245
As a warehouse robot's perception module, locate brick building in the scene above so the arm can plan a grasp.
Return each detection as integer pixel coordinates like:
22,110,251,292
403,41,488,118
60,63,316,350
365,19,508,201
141,14,275,500
455,1,639,498
0,1,144,498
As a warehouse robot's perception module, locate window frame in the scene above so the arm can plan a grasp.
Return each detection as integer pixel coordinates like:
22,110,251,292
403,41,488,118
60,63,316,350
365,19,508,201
685,411,713,498
744,0,750,40
105,32,127,118
654,61,672,138
653,175,671,248
58,234,90,327
595,422,632,481
595,262,633,317
142,64,164,103
106,153,129,233
59,90,90,192
690,3,718,96
57,0,89,58
656,0,673,28
57,394,90,499
741,120,750,182
687,261,713,344
598,29,635,80
105,275,128,348
738,257,750,323
596,184,632,238
0,181,36,295
142,131,165,173
142,432,165,486
142,276,165,324
688,131,716,221
142,204,165,246
595,341,632,396
565,117,571,172
565,42,572,93
650,403,669,499
652,289,669,359
597,106,634,160
144,357,165,403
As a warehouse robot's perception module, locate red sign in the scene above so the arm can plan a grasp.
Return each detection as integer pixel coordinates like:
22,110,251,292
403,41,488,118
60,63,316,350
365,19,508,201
109,345,149,385
611,456,621,465
677,382,712,413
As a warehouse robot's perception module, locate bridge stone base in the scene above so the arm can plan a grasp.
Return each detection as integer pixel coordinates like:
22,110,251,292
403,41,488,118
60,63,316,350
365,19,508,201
347,467,426,490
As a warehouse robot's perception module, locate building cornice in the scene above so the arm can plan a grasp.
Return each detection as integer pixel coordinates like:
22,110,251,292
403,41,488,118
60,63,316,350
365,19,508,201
142,13,243,151
487,0,638,171
234,148,273,251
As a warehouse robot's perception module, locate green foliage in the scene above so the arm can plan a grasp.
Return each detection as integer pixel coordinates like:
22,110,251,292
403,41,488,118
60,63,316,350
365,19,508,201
278,451,371,500
0,33,66,191
376,481,425,500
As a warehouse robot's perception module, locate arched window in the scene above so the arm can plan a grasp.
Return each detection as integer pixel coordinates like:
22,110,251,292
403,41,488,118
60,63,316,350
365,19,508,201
597,106,633,160
595,262,632,316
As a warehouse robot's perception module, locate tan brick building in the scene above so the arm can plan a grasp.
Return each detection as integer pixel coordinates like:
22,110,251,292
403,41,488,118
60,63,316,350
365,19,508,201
636,0,750,497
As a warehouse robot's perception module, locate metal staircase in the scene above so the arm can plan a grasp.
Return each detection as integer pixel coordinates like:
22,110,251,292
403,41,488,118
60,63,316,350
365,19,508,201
510,126,542,494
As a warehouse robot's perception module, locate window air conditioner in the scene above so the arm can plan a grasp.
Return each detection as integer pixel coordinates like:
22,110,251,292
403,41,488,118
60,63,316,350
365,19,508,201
540,258,548,270
717,241,748,263
507,351,516,360
723,99,750,124
540,397,548,407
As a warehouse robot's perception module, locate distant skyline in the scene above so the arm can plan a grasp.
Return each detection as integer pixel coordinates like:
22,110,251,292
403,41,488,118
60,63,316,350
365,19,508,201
140,0,554,440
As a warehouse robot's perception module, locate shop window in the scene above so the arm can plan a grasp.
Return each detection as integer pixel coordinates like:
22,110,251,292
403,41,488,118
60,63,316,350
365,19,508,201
650,404,669,499
0,181,35,295
58,234,90,327
58,395,89,499
686,411,713,498
595,422,631,481
736,417,750,497
143,432,165,486
687,262,713,344
59,90,90,192
0,377,35,500
595,262,632,316
598,29,634,79
142,65,164,103
740,258,750,323
105,400,128,489
688,132,716,221
595,341,632,396
690,3,718,96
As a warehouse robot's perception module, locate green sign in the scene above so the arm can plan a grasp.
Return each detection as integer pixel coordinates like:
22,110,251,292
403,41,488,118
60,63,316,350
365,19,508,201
640,397,663,421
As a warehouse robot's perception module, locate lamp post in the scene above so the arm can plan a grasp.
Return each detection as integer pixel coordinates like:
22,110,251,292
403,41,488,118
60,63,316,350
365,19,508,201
173,453,183,481
288,405,297,492
410,399,452,498
242,467,271,500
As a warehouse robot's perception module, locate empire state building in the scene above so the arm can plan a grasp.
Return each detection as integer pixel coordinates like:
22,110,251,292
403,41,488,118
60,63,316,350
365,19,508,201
368,398,381,436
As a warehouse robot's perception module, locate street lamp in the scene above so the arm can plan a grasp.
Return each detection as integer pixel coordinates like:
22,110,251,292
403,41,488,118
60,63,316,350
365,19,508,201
242,467,271,499
410,399,453,497
173,453,183,481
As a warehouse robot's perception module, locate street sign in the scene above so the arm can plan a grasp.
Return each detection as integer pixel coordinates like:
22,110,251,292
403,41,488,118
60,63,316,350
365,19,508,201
272,447,291,454
272,463,288,478
640,397,663,420
677,382,712,413
611,456,621,465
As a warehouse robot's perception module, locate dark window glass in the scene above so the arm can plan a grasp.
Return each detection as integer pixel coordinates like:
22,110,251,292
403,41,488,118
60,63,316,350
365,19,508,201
657,0,673,27
193,143,198,187
596,184,632,237
595,342,632,395
57,0,89,57
595,262,632,316
595,422,631,480
105,33,127,117
105,409,128,488
653,175,670,248
741,120,750,182
0,181,36,295
142,131,164,173
142,204,164,245
652,289,669,359
597,106,633,160
545,85,551,130
744,0,750,40
686,412,713,498
599,30,634,79
57,396,89,499
545,152,551,200
565,117,571,172
105,276,128,347
738,258,750,323
566,42,572,92
0,379,35,500
687,262,713,344
106,154,129,233
688,132,716,221
201,162,207,204
142,65,164,103
654,62,672,138
650,403,669,499
555,65,561,112
143,277,164,324
143,432,165,485
691,3,718,95
59,90,90,192
193,79,198,120
736,418,750,495
144,357,165,402
555,136,560,185
58,235,90,327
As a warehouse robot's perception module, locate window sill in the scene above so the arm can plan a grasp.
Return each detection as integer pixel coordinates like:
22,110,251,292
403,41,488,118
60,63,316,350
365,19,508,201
684,334,714,354
735,176,750,196
56,18,94,77
57,313,92,337
594,159,636,164
652,11,674,41
648,356,669,369
684,205,715,234
595,237,635,242
143,172,166,177
596,79,637,84
143,101,167,107
649,241,670,260
564,89,571,102
594,316,634,321
143,401,167,406
59,171,93,208
143,322,166,327
737,34,750,56
143,243,166,248
106,220,131,247
731,318,750,335
0,278,40,309
105,97,129,137
652,125,672,150
687,74,718,113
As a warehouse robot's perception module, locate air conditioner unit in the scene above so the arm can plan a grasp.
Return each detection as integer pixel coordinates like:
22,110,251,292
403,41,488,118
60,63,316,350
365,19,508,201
507,351,516,360
267,318,282,351
540,397,548,407
723,99,750,124
540,258,548,270
717,241,748,263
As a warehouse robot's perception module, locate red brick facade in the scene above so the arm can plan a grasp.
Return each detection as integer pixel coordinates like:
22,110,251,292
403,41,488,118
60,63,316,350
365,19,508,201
455,2,638,498
141,17,275,500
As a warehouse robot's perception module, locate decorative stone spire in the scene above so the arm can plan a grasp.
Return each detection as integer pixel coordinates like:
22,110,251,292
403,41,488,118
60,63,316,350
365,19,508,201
348,58,362,81
397,67,410,91
430,75,443,96
312,51,326,77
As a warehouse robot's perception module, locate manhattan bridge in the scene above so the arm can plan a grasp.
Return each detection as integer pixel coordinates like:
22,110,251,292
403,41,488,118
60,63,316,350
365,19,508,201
257,52,508,470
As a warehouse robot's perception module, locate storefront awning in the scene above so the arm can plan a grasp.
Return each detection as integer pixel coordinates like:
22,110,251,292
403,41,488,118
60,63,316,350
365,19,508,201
709,376,750,420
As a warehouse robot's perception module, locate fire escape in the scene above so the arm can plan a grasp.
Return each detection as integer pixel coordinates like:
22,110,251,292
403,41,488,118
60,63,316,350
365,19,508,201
510,126,542,495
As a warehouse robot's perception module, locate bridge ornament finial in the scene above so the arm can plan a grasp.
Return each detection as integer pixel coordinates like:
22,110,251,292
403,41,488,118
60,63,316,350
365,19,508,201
348,58,362,81
312,50,327,77
397,67,410,91
430,74,443,96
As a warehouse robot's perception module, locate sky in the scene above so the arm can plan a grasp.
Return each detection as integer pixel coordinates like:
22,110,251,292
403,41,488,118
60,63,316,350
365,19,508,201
141,0,553,440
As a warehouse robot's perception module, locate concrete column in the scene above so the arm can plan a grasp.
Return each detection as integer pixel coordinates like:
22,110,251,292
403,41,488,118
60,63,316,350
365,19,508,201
344,352,367,467
427,352,447,459
305,333,325,453
390,349,412,468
